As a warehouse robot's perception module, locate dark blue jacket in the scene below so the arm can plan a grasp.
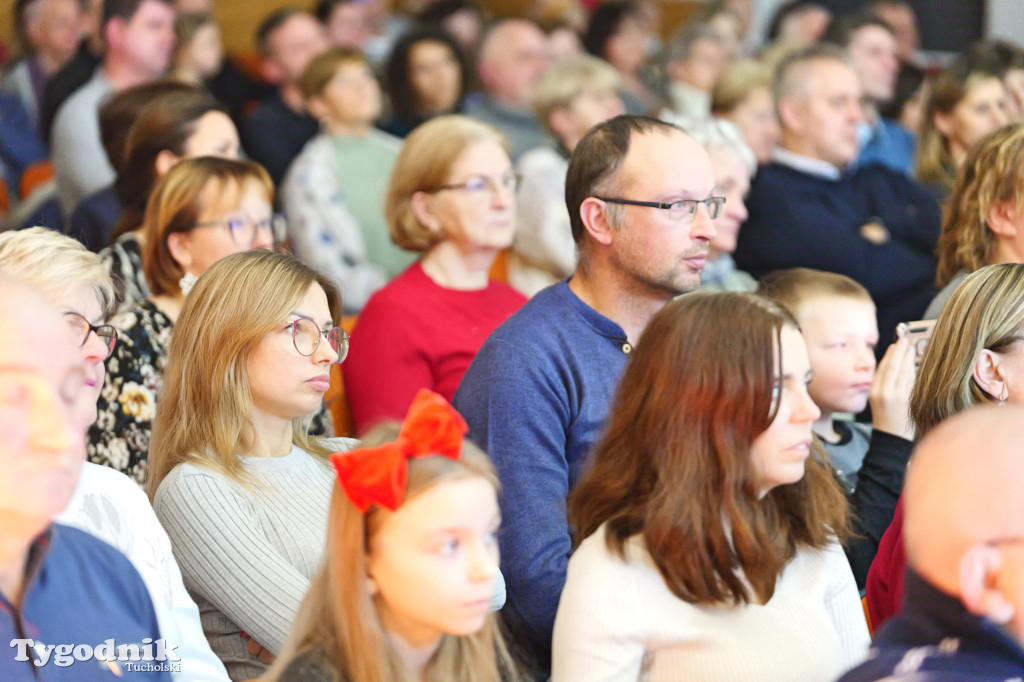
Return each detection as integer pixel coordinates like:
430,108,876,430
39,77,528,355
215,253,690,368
734,162,940,353
0,524,169,681
840,569,1024,681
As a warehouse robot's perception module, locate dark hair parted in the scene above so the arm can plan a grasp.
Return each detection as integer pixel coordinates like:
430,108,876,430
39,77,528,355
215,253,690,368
820,10,893,49
565,114,682,243
112,89,227,239
256,8,305,56
569,292,850,606
384,26,469,125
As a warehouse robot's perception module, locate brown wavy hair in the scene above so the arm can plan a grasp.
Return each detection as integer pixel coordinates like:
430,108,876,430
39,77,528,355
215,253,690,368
569,292,849,605
936,122,1024,286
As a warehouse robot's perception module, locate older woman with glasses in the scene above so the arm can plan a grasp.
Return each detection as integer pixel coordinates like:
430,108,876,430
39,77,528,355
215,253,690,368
342,115,527,435
89,156,281,485
147,249,353,681
0,227,232,682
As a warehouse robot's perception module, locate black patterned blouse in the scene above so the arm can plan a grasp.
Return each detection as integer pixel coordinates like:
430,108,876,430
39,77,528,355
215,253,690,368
88,299,334,487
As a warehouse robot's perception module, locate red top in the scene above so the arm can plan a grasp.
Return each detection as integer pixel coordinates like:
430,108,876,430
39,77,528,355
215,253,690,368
865,494,906,630
342,261,526,435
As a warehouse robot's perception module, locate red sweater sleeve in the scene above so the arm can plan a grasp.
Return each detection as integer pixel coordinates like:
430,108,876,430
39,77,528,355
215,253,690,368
864,495,906,630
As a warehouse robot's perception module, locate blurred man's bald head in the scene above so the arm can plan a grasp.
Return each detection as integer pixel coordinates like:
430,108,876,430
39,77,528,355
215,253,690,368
904,406,1024,639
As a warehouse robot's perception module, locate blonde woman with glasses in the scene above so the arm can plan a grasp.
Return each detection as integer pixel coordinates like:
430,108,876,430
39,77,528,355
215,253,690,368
342,115,526,435
88,156,279,485
147,249,354,682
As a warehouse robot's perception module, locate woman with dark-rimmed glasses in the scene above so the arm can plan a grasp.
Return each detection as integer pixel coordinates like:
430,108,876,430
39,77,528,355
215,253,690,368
88,156,288,485
146,249,355,681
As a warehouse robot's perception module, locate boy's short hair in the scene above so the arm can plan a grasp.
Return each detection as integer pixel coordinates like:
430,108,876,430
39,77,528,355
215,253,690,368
757,267,874,317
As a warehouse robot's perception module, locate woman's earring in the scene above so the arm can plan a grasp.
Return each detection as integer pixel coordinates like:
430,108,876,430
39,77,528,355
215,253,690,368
179,271,198,296
999,384,1009,406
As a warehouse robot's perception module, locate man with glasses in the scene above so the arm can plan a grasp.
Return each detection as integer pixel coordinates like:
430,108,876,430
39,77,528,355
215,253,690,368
454,114,716,675
733,44,940,358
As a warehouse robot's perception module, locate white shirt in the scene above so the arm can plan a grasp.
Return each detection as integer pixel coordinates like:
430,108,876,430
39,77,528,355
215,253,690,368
552,524,869,682
57,462,230,682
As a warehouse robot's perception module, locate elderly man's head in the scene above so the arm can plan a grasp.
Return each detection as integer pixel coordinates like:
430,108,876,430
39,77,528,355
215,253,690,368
0,277,88,530
477,18,549,110
904,405,1024,644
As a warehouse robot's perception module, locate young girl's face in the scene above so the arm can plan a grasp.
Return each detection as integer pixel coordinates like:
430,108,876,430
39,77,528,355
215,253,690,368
367,475,500,648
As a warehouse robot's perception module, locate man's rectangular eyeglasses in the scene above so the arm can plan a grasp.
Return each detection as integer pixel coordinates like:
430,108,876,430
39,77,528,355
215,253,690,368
595,196,726,221
64,312,117,358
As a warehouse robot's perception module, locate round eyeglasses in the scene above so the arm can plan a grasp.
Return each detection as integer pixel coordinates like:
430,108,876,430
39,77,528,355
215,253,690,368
64,311,117,359
286,318,349,364
192,213,285,247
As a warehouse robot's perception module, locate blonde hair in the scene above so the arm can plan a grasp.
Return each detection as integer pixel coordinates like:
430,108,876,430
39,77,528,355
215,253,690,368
531,55,620,136
910,263,1024,438
0,227,116,316
298,46,369,100
936,122,1024,286
711,58,772,114
141,156,273,296
386,115,507,252
147,250,343,498
917,61,1002,190
264,423,521,682
757,267,874,319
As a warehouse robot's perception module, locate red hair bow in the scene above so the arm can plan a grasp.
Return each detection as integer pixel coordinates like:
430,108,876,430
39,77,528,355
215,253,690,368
330,389,468,512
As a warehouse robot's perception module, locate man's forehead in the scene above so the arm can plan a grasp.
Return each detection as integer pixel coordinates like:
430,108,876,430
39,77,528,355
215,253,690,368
616,130,714,195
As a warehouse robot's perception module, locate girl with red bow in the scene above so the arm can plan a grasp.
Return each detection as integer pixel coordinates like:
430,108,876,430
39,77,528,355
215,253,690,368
265,388,521,682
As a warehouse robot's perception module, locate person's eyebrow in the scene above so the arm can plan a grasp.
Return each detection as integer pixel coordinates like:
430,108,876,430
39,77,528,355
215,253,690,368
289,311,335,330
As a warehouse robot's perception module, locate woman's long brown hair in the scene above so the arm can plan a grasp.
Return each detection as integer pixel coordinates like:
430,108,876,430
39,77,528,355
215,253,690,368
569,292,849,605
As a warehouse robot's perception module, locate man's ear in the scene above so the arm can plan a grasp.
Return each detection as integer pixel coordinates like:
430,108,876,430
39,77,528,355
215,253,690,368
973,349,1006,401
776,95,802,137
154,150,181,177
103,16,125,54
578,197,616,247
960,544,1016,624
410,191,442,235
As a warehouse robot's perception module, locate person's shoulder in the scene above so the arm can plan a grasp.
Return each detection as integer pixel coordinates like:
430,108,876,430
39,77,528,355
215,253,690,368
51,523,140,574
367,128,402,151
517,145,566,172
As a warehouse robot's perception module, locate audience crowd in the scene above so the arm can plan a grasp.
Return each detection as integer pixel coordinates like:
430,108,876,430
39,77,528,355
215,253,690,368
3,0,1024,680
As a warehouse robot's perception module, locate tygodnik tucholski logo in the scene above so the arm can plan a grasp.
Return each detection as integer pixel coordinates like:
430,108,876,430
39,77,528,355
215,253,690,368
10,637,182,674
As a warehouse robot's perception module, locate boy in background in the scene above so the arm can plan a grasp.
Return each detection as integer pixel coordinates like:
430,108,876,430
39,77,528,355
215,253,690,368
760,267,916,585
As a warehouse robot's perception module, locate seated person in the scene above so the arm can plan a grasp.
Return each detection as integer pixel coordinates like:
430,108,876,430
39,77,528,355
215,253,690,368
510,55,624,296
342,115,526,434
733,44,941,357
264,391,518,682
823,12,915,175
148,250,353,681
552,293,869,680
98,88,240,311
688,118,758,292
282,47,413,313
926,122,1024,318
169,12,223,87
759,268,916,584
840,406,1024,681
464,18,549,161
380,26,469,139
240,9,328,185
0,277,166,681
711,59,779,165
90,158,275,484
67,80,197,252
917,56,1009,200
865,263,1024,629
0,227,229,681
582,2,659,116
660,22,727,124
